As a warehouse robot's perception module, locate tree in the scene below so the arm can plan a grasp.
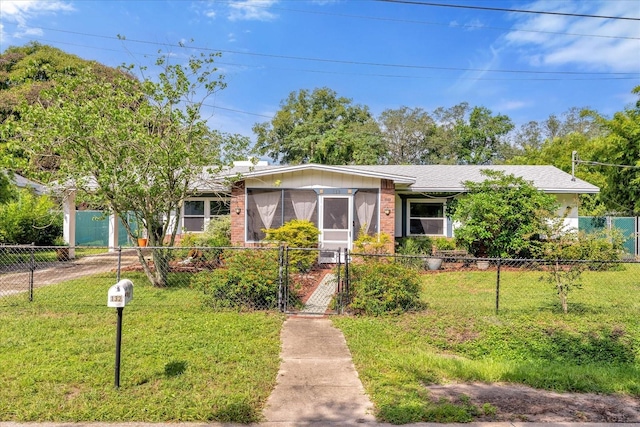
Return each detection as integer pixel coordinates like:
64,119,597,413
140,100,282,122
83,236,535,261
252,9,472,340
0,42,122,176
4,45,249,287
377,106,443,164
253,87,384,165
585,86,640,215
451,170,559,258
432,102,514,165
454,106,514,165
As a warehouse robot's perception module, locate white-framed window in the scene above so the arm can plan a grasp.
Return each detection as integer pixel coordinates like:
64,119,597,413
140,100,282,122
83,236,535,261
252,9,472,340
407,199,445,236
183,198,230,232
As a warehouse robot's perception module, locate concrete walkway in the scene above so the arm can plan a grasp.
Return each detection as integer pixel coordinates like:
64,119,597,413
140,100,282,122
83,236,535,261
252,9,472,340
262,316,376,426
299,273,337,314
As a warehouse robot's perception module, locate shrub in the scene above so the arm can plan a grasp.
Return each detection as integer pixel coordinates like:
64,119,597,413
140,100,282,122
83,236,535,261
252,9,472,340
181,216,231,248
353,228,393,254
348,259,424,315
264,219,319,273
0,189,62,245
396,237,432,255
554,229,624,262
194,249,280,310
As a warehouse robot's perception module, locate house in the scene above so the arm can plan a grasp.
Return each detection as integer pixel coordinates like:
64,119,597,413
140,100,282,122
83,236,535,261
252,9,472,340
60,163,599,255
181,164,599,253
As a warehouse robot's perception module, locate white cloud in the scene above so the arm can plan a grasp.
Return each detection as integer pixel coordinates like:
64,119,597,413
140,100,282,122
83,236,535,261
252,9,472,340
227,0,278,22
503,0,640,72
0,0,74,44
493,99,529,112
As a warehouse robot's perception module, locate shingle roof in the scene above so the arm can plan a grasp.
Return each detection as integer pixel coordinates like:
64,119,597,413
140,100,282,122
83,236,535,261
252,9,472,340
347,165,599,194
218,164,599,194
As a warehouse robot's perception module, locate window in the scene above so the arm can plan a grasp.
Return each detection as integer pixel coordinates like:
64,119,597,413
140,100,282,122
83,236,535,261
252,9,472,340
183,198,230,232
408,200,445,236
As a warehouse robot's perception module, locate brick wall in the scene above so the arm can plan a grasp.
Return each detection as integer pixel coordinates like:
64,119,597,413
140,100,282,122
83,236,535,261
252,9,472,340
380,179,396,253
230,180,245,246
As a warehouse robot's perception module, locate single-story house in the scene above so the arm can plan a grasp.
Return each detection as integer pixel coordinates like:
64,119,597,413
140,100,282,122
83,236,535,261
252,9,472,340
61,163,599,256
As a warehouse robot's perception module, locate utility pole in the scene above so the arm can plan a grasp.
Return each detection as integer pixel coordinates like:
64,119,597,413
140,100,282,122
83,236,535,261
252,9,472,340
571,150,577,181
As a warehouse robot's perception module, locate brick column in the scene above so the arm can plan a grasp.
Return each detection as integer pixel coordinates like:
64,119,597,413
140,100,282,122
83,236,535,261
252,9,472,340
380,179,395,253
230,180,246,246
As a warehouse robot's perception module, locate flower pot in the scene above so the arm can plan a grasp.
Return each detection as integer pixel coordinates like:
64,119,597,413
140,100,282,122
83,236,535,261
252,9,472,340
137,238,148,247
426,257,443,270
476,260,490,270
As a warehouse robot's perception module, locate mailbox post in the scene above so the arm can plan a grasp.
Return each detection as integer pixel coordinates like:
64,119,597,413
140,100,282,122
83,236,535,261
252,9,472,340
108,279,133,388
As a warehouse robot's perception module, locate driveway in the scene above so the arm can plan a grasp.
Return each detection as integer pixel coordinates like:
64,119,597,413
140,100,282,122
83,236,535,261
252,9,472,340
0,250,141,298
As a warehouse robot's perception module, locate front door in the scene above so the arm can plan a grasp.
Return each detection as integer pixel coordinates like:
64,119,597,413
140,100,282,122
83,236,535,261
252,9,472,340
319,195,352,263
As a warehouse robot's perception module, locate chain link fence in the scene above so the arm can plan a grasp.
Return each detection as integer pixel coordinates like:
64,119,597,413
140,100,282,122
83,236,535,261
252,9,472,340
344,251,640,315
0,245,345,313
1,245,638,315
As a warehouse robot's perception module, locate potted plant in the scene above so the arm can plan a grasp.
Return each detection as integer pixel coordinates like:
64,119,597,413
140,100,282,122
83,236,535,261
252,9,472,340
133,227,148,247
427,237,457,270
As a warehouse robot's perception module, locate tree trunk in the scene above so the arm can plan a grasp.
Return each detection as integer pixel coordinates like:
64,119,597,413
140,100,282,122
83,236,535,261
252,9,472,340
152,248,170,288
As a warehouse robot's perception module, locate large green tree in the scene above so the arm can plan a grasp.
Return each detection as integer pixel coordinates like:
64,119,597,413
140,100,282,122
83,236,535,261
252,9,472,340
377,106,445,164
451,170,559,258
3,45,249,287
0,42,121,176
585,86,640,215
432,102,514,165
253,87,384,165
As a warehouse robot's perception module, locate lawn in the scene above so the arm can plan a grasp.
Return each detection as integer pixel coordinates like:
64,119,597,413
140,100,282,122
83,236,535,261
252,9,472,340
333,264,640,423
0,272,284,422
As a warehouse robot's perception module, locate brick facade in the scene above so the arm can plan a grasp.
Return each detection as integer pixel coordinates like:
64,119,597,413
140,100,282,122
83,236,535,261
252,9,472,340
230,180,245,246
380,179,396,253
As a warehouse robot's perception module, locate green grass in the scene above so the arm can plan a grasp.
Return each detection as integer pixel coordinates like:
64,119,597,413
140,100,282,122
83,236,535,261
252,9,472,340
0,272,284,422
333,264,640,423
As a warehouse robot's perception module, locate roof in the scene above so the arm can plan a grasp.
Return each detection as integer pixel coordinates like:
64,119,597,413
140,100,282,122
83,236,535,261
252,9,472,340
8,172,47,195
217,164,599,194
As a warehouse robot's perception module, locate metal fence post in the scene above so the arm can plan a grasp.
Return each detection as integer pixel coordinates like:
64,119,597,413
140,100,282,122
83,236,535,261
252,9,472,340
277,245,284,312
336,248,342,314
29,242,35,302
117,246,122,282
344,249,350,306
284,246,290,313
495,257,502,314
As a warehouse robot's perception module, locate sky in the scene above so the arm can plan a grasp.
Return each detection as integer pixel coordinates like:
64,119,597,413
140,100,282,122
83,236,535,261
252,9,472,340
1,0,639,142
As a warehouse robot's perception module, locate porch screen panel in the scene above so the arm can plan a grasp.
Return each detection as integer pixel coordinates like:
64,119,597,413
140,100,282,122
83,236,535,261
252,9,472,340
285,190,318,225
354,189,379,240
246,189,283,241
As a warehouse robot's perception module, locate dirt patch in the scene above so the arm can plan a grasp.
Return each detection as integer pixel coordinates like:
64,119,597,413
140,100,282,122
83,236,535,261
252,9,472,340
427,382,640,422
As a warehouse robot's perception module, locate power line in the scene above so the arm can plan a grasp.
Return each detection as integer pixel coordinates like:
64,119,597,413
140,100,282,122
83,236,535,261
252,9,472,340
377,0,640,21
5,24,637,77
227,3,640,40
23,36,640,82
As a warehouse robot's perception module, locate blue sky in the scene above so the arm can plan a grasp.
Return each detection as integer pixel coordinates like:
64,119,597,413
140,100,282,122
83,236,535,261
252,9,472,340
1,0,639,142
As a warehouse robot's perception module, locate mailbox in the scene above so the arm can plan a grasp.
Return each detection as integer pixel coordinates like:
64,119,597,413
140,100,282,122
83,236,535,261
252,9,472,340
107,279,133,308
